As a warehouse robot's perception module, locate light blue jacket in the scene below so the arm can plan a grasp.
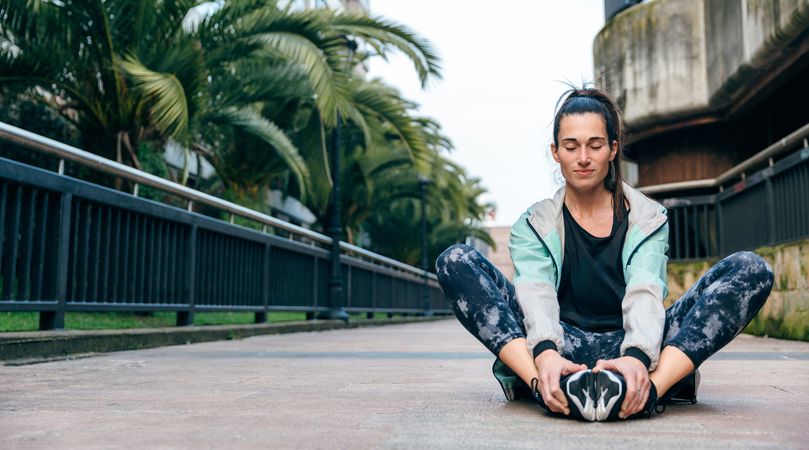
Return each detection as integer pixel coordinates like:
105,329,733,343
508,181,669,370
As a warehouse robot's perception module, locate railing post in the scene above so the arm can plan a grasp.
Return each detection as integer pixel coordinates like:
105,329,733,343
177,225,196,326
40,192,71,330
765,177,777,244
418,176,433,317
715,199,724,257
255,242,270,324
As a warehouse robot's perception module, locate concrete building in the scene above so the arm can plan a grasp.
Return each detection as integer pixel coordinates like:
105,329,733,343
594,0,809,196
593,0,809,262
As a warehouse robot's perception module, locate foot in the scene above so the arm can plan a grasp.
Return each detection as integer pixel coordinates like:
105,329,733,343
612,371,664,420
531,370,599,421
593,369,625,421
562,370,598,421
531,369,662,421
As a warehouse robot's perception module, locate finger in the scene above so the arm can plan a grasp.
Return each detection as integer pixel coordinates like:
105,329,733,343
628,375,643,415
592,359,604,373
561,361,585,375
541,376,566,414
633,375,651,415
551,388,570,415
548,373,568,409
630,376,649,415
637,382,650,415
621,375,637,418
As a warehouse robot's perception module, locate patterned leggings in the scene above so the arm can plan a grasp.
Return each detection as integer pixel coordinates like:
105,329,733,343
435,243,774,370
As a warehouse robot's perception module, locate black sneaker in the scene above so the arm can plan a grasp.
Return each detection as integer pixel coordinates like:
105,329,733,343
659,369,700,405
589,369,664,421
531,370,598,421
531,375,586,420
624,376,666,420
593,369,626,421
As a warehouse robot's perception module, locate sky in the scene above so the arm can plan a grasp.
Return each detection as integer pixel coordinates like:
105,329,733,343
365,0,605,226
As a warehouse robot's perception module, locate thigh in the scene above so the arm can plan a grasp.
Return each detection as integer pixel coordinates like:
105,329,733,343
436,243,525,355
661,251,774,367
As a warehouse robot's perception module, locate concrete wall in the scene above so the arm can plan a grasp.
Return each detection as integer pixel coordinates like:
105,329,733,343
485,226,515,282
594,0,809,130
666,237,809,341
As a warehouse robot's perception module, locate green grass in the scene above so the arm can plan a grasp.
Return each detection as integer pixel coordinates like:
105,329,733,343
0,311,409,332
0,311,307,332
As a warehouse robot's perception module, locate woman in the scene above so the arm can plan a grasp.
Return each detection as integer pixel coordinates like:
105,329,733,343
434,87,774,422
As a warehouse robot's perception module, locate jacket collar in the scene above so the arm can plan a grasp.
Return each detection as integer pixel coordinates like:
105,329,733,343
527,181,667,241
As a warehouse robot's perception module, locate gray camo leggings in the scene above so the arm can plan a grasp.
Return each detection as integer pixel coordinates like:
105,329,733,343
435,243,774,369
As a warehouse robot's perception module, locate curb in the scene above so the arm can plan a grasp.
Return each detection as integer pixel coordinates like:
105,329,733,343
0,316,452,366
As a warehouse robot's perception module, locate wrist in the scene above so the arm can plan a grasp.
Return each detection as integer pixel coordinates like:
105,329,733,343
623,347,652,369
532,340,559,359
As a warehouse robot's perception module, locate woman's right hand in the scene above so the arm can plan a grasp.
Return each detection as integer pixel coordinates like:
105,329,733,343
534,350,588,415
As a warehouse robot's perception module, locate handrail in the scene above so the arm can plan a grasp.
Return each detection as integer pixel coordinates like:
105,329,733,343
0,121,437,280
640,122,809,195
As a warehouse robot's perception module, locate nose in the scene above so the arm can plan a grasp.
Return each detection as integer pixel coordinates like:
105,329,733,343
577,148,590,166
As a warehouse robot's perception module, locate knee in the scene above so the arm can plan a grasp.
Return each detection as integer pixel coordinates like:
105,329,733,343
726,251,774,291
435,243,479,277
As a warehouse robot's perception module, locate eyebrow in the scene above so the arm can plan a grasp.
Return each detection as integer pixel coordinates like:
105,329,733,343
560,137,608,143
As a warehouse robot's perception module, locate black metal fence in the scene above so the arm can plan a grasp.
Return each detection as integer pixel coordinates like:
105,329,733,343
663,146,809,261
0,156,448,329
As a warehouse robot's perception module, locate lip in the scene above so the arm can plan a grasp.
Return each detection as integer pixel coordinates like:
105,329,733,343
574,169,595,175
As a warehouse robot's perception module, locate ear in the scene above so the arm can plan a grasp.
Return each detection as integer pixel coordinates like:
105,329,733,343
609,140,618,161
551,143,560,163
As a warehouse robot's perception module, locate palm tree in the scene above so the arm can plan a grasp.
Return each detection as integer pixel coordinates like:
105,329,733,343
0,1,440,199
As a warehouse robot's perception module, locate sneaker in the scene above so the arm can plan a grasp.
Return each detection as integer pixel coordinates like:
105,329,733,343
659,368,700,405
531,377,585,420
593,369,626,421
623,376,666,419
531,370,598,421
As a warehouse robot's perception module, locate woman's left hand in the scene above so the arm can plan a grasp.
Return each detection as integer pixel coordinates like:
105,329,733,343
592,356,649,419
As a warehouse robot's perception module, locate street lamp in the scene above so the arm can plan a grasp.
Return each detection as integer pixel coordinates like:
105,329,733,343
418,175,433,317
318,38,358,322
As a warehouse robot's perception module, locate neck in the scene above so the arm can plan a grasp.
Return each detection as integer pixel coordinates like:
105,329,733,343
564,183,613,218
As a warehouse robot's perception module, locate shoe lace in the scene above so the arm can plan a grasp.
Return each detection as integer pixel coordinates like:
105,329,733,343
530,377,540,397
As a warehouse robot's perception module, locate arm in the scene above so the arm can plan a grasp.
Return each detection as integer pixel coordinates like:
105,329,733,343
508,211,565,358
620,221,670,372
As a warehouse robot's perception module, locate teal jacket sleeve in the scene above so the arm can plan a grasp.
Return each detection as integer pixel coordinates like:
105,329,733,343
509,211,565,356
620,221,669,372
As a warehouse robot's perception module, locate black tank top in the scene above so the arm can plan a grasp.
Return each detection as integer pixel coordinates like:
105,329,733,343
557,200,629,332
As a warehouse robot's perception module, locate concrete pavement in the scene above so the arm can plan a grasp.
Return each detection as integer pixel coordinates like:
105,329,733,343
1,319,808,449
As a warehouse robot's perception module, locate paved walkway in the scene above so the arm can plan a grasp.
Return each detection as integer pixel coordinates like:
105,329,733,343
1,319,808,449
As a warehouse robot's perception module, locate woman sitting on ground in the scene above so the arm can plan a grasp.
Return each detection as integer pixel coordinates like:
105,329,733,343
434,86,774,421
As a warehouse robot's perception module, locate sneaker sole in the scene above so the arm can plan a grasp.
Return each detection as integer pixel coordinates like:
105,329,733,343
564,370,597,421
594,370,625,421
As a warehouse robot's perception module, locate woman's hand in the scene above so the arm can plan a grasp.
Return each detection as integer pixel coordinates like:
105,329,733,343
534,350,588,415
592,356,649,419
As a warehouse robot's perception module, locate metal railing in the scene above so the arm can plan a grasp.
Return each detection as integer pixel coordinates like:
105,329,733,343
656,124,809,261
0,122,448,330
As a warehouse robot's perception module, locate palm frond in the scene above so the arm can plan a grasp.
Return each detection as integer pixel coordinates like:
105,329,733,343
206,106,311,202
329,12,442,86
120,55,190,138
351,80,430,173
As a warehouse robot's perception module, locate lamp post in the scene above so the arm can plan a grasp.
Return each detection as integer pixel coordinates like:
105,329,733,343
418,175,433,317
318,38,357,322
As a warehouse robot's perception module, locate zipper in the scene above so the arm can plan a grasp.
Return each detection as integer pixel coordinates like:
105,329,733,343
625,217,668,268
525,217,559,287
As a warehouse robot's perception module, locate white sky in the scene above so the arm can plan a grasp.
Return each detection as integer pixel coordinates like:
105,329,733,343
366,0,605,226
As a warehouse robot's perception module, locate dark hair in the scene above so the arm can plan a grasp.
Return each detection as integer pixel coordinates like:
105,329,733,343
552,85,626,221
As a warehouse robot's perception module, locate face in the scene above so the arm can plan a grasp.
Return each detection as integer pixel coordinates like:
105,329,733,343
551,112,618,192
